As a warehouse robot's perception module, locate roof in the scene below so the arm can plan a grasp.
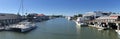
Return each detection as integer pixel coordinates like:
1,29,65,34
83,12,95,16
110,14,120,16
0,13,20,20
96,16,118,20
37,14,45,16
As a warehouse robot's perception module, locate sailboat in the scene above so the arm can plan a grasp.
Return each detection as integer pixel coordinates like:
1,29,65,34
10,0,37,32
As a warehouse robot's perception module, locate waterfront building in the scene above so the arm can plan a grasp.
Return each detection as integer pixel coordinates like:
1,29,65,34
36,14,49,21
93,14,120,29
0,13,22,26
27,13,49,22
95,14,120,22
83,11,112,21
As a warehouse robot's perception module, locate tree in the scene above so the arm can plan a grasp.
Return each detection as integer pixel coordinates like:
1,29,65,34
78,14,82,17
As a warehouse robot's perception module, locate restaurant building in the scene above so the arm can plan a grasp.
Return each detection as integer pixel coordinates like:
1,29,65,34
0,13,22,26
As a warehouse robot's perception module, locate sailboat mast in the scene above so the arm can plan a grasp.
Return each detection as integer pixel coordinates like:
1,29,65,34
21,0,24,15
17,0,24,15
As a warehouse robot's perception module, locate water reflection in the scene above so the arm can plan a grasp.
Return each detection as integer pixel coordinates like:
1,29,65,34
117,34,120,39
75,24,81,39
87,27,120,39
75,25,81,35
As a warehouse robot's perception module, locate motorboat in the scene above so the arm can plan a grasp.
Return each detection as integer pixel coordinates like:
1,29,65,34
10,22,36,32
66,16,72,20
97,23,108,30
115,24,120,35
75,17,88,26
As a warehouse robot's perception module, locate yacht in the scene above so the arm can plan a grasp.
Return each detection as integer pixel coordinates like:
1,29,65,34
75,17,88,26
10,22,36,32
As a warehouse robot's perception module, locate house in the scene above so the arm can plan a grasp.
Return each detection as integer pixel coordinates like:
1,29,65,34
27,13,49,22
0,13,22,26
36,14,49,21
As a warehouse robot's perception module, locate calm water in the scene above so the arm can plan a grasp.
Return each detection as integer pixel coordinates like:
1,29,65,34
0,18,120,39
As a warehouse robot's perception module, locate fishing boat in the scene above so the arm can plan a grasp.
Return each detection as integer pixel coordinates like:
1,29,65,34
10,22,36,32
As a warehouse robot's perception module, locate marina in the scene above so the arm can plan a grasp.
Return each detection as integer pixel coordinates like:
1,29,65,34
0,18,120,39
0,0,120,39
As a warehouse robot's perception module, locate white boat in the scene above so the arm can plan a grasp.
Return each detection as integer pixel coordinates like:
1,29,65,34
75,21,88,26
10,22,36,32
67,16,72,20
116,30,120,35
97,23,107,30
75,17,88,26
97,27,106,30
115,24,120,35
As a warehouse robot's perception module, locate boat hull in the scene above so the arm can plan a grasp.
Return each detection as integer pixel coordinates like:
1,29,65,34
75,22,88,27
97,27,106,30
10,26,36,32
116,30,120,35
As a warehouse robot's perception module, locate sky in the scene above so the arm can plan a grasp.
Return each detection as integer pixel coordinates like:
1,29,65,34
0,0,120,16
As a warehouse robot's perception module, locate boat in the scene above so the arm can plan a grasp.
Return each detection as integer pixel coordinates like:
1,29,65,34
10,22,36,32
116,30,120,35
75,17,88,26
97,27,106,30
115,24,120,35
0,27,4,31
67,16,72,20
97,23,108,30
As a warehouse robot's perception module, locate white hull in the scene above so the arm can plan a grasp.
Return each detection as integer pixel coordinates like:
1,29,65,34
66,16,72,20
116,30,120,35
75,21,88,26
10,22,36,32
68,18,71,20
21,26,36,32
75,21,81,26
97,27,105,30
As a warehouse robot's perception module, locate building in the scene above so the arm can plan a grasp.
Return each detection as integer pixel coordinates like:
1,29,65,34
95,14,120,22
94,14,120,29
35,14,49,21
83,11,112,21
0,13,22,26
27,13,49,22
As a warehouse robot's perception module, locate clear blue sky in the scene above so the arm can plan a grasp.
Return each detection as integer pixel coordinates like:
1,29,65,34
0,0,120,16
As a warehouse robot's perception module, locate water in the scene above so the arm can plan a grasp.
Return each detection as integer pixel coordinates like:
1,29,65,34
0,18,120,39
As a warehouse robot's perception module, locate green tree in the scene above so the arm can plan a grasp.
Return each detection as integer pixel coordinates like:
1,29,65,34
78,14,82,17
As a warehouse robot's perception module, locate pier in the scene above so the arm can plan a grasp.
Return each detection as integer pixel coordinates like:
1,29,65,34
87,14,120,30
